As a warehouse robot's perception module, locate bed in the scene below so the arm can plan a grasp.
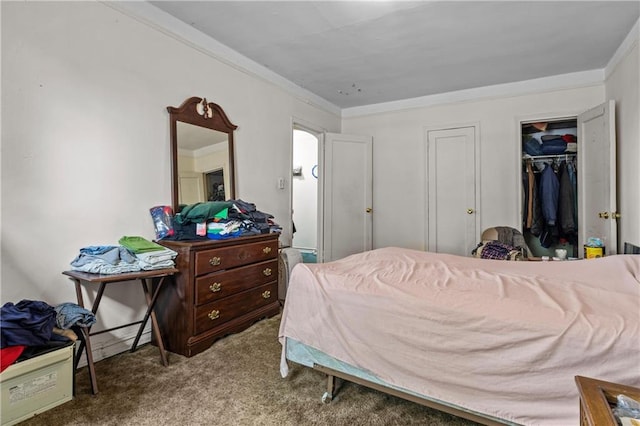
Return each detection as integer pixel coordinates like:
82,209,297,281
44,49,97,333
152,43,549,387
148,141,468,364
278,247,640,425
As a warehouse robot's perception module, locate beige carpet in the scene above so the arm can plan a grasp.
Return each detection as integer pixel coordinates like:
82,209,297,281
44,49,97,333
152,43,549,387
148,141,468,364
22,314,480,426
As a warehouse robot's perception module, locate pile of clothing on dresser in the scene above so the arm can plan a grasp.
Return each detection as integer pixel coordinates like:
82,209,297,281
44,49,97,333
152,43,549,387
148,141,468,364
1,299,95,372
69,236,177,274
156,199,282,241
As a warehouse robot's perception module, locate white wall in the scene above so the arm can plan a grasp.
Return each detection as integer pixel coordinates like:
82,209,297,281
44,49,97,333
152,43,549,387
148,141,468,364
1,2,340,358
605,35,640,248
342,86,606,251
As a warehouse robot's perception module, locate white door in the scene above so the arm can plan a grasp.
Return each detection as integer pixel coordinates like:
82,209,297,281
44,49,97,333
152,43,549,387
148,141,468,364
426,126,477,256
179,171,205,205
578,100,617,254
322,133,373,262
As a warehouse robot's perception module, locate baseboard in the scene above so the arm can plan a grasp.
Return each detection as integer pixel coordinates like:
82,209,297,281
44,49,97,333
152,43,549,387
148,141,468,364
76,324,151,367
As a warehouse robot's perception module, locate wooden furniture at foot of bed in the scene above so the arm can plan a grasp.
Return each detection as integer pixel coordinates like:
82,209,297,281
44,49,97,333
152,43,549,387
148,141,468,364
575,375,640,426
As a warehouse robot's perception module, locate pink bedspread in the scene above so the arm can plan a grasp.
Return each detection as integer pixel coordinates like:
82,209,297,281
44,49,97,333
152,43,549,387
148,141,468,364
278,247,640,425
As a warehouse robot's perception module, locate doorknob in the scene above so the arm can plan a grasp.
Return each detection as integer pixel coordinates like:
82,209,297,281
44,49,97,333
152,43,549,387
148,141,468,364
598,211,609,219
467,208,474,214
611,211,621,219
366,208,372,213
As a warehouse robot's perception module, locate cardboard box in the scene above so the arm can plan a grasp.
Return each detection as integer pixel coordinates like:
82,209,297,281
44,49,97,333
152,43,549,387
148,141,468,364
1,342,74,426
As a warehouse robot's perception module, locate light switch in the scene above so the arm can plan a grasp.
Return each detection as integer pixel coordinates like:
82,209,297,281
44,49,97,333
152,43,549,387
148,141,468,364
277,177,285,189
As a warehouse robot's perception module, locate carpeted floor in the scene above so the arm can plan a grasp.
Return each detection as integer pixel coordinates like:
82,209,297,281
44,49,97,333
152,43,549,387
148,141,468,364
21,314,480,426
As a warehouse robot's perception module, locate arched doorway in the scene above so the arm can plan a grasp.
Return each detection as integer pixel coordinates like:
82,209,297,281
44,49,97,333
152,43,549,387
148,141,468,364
292,128,318,262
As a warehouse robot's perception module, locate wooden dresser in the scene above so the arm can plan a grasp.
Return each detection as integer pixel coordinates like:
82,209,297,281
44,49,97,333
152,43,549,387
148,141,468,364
157,233,280,357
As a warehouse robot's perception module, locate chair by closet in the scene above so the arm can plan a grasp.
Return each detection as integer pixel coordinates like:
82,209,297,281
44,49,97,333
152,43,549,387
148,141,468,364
480,226,533,258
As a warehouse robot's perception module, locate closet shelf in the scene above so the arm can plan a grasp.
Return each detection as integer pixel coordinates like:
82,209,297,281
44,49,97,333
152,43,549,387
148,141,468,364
522,119,576,134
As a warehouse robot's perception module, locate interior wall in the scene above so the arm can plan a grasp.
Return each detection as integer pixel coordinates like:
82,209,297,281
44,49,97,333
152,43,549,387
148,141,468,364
342,86,606,251
605,40,640,248
1,2,340,358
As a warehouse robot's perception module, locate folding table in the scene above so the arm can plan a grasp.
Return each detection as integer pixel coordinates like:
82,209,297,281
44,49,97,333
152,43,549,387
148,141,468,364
62,268,177,394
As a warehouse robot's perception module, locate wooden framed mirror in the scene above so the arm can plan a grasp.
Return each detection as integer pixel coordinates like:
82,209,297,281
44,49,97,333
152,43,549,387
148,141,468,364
167,97,237,213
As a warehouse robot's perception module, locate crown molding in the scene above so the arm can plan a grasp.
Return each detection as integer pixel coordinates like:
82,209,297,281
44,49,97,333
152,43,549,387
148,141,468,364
605,17,639,79
341,70,605,118
103,1,342,117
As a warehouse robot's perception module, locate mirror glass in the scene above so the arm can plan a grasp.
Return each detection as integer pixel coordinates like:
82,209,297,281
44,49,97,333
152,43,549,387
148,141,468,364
168,97,237,213
176,122,230,204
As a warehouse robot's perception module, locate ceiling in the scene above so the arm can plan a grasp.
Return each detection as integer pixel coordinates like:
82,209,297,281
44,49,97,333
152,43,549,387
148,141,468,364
150,1,639,109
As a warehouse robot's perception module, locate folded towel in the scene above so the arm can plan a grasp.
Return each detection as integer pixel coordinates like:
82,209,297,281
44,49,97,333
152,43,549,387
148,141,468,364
138,259,176,271
135,248,178,265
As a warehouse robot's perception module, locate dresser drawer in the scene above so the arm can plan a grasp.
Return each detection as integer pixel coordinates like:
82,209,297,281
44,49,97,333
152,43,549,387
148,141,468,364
194,239,278,276
195,259,277,306
194,281,277,335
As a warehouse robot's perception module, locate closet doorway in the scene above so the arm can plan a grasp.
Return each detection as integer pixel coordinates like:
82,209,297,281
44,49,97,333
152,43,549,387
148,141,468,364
205,169,225,201
292,128,319,263
519,100,617,256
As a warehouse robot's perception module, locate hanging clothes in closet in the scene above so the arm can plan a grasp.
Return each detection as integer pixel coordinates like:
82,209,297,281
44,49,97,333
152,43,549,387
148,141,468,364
522,156,577,249
558,161,576,235
522,161,543,237
539,162,559,247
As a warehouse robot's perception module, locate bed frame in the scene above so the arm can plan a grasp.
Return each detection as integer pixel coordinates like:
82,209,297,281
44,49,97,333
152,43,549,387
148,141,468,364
285,337,507,424
314,363,507,425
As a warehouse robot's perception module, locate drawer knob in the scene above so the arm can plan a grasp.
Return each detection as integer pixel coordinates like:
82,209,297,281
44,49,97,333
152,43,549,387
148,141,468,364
208,310,220,320
209,257,221,266
263,268,272,277
263,246,272,254
262,290,271,299
209,282,222,292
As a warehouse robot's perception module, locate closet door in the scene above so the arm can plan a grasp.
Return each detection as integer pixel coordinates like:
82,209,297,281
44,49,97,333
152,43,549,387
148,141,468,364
578,100,617,254
322,132,373,262
426,126,478,256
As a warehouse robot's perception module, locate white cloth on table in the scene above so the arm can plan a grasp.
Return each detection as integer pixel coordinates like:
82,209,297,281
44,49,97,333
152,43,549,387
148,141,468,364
135,247,177,270
134,248,177,265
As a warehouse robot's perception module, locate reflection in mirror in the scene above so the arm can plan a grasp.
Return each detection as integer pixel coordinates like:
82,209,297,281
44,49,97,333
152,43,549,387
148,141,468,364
176,122,230,205
168,97,237,213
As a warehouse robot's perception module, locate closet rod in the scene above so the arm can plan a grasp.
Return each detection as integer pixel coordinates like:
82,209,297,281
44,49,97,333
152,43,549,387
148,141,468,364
523,153,576,162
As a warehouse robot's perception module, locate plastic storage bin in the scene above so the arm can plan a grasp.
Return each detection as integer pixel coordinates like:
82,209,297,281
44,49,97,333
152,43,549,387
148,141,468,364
1,341,74,425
